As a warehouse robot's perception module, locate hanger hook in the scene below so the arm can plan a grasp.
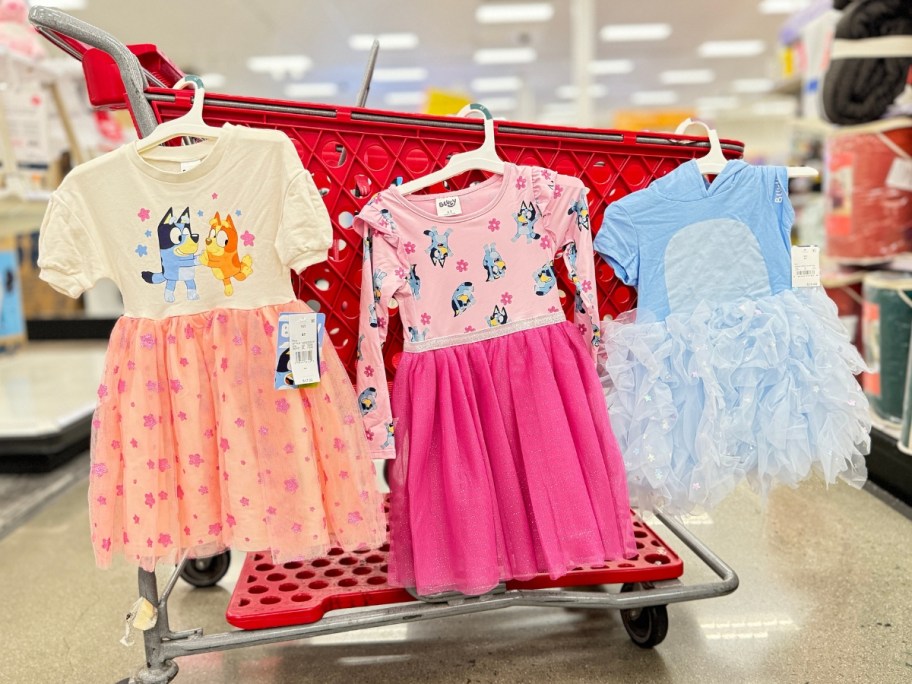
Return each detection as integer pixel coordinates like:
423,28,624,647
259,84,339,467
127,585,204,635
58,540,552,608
172,75,206,119
457,103,494,120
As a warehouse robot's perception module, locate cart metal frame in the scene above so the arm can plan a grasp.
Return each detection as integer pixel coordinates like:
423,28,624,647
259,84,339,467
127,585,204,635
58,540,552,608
29,8,740,684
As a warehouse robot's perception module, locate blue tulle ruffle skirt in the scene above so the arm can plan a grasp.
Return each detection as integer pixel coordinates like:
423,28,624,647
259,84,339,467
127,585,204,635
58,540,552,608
599,287,871,514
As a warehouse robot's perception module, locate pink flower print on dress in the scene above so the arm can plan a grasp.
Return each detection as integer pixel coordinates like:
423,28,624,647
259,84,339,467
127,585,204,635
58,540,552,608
170,379,183,393
177,485,184,500
177,411,187,421
117,379,127,394
199,485,209,495
146,459,155,470
364,365,374,378
395,267,407,280
339,470,350,480
488,218,501,232
240,496,250,507
233,335,243,346
184,325,195,339
144,493,155,508
267,506,277,516
259,426,269,436
220,357,228,372
240,231,255,247
235,417,245,428
97,384,108,399
158,533,172,547
275,398,290,414
515,175,527,190
188,453,203,467
404,241,416,255
548,305,560,313
91,463,108,477
501,292,513,305
343,414,355,425
284,443,295,454
101,537,112,551
140,334,154,349
130,438,138,448
252,345,261,356
143,414,157,429
158,490,168,501
138,208,151,222
291,522,303,533
420,313,431,326
92,418,101,429
284,478,299,493
220,438,230,452
123,532,129,544
167,334,177,344
217,313,228,325
456,259,468,272
111,440,121,450
208,523,222,536
365,429,374,441
333,438,346,452
348,511,363,525
183,526,191,536
377,317,386,329
133,514,141,524
226,514,236,528
540,235,552,250
263,321,275,337
127,360,136,371
116,485,124,496
97,496,107,506
158,458,170,472
465,325,476,332
553,184,563,199
582,279,593,292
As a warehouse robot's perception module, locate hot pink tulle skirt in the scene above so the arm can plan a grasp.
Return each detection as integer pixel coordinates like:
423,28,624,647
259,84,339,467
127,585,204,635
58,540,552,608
89,300,386,571
388,321,636,596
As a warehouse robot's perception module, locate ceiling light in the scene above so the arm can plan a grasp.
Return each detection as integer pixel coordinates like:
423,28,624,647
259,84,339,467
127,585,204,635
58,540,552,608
372,67,428,83
349,33,419,51
284,83,339,98
476,3,555,23
631,90,678,106
471,76,523,93
698,41,766,58
34,0,87,8
474,47,538,65
759,0,811,14
733,78,775,93
384,91,426,106
660,69,715,85
556,84,608,99
600,23,671,42
751,99,797,116
247,55,312,80
199,73,226,89
480,96,518,111
589,59,634,75
696,96,740,110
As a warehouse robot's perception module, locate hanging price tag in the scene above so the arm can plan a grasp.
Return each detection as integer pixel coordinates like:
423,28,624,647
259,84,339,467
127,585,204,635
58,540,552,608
288,314,320,385
791,245,821,288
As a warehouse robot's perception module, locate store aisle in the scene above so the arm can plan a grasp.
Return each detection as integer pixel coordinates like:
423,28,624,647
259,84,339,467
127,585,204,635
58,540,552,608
0,471,909,684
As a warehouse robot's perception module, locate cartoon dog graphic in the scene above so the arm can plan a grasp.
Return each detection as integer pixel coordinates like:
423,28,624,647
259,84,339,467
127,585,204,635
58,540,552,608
408,326,429,342
356,334,365,361
565,241,579,272
568,192,590,232
511,201,541,243
141,207,200,302
424,227,452,268
358,387,377,415
363,233,373,262
368,301,378,328
276,347,297,386
199,212,253,296
381,421,395,449
482,243,507,281
591,323,602,348
378,208,397,232
372,268,387,302
533,261,557,296
487,305,508,327
407,264,421,300
451,282,475,317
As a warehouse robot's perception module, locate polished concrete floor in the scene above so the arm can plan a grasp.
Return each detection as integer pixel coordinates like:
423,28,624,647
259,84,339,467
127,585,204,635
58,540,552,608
0,468,910,684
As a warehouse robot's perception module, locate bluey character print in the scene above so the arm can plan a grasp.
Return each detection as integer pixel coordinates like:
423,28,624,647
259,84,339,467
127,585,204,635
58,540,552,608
408,326,429,342
592,323,602,348
378,208,397,232
487,304,508,327
424,227,452,268
511,201,541,243
357,334,365,360
363,233,372,262
141,207,200,302
381,421,395,449
199,212,253,296
533,261,557,296
368,301,378,328
574,290,586,314
358,387,377,415
565,241,578,272
276,346,296,386
407,264,421,300
482,243,507,281
372,268,387,303
567,191,590,232
451,282,475,317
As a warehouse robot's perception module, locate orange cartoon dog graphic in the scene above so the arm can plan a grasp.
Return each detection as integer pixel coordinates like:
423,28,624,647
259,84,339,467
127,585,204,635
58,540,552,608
199,213,253,296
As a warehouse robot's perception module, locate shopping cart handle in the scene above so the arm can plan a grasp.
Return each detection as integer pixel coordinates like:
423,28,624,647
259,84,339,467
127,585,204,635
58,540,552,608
28,5,158,136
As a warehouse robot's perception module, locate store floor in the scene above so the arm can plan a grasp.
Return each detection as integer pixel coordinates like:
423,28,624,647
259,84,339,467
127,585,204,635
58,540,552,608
0,466,909,684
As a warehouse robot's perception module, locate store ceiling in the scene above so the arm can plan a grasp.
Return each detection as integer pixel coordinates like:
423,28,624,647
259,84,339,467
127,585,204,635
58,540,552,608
36,0,808,125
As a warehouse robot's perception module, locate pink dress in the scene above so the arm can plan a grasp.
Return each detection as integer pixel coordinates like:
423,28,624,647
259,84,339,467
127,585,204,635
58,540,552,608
355,163,636,596
38,125,386,570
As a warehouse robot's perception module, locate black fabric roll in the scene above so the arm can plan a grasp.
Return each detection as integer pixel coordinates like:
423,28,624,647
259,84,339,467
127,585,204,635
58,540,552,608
822,0,912,125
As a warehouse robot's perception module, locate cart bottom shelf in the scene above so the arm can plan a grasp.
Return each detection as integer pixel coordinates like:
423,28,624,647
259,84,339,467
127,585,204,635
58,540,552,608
226,510,683,630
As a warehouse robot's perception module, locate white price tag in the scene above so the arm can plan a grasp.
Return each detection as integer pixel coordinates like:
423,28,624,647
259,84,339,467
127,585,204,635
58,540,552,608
288,314,320,385
791,245,821,288
885,157,912,192
435,195,463,217
180,159,202,173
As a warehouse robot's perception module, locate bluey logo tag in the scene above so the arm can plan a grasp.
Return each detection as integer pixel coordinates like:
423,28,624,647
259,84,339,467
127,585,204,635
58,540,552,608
435,195,462,217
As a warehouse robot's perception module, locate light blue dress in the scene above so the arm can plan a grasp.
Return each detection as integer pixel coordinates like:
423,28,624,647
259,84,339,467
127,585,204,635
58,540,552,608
594,160,870,513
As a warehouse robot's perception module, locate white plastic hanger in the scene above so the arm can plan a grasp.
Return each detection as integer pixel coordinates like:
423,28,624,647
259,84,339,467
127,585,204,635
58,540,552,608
135,77,223,155
674,118,818,179
396,103,505,195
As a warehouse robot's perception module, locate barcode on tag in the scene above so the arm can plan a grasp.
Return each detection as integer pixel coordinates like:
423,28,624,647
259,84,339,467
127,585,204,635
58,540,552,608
791,245,821,288
294,348,314,365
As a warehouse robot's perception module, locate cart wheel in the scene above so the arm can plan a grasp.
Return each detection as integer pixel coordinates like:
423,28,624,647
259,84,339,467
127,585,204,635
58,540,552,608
620,582,669,648
180,551,231,587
